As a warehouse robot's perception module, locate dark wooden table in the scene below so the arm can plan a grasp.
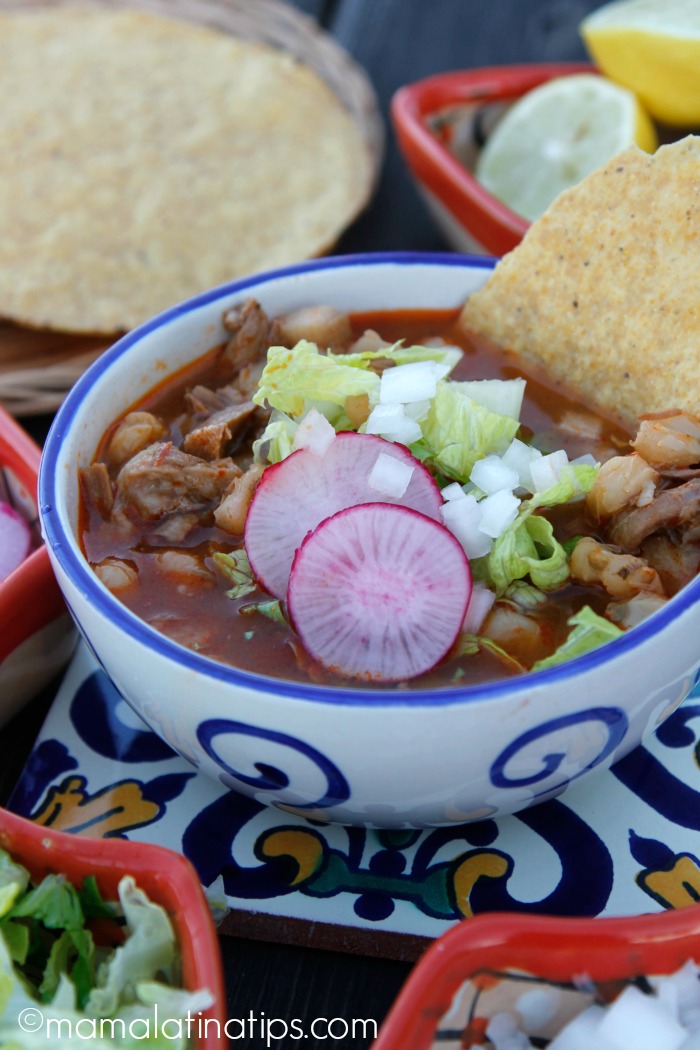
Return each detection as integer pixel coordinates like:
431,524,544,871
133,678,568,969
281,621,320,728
1,1,612,1045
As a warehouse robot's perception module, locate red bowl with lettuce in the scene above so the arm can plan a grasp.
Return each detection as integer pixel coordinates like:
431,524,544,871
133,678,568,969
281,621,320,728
0,806,226,1049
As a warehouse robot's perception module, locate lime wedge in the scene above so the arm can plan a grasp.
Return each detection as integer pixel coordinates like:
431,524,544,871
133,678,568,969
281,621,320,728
475,73,656,222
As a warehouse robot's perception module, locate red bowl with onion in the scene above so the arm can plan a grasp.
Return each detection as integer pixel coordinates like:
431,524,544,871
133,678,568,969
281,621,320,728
373,907,700,1049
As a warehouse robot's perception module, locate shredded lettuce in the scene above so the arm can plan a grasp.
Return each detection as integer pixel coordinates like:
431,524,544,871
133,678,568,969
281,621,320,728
470,462,600,595
253,340,378,419
532,606,624,670
240,599,286,624
327,340,463,373
0,852,28,920
252,340,463,431
421,380,522,482
532,462,599,505
211,549,256,600
473,511,569,595
252,410,297,465
456,633,526,674
0,853,213,1050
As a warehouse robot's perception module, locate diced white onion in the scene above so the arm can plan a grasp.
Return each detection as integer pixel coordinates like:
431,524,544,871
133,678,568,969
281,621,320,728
367,452,414,497
530,449,570,493
461,583,496,634
484,963,700,1050
403,398,432,421
570,453,598,468
516,986,562,1030
365,403,423,445
502,437,543,491
379,361,441,404
486,1011,532,1049
292,407,336,457
548,1005,609,1050
440,495,493,559
471,454,519,495
478,489,520,538
597,984,687,1050
652,962,700,1026
441,482,467,501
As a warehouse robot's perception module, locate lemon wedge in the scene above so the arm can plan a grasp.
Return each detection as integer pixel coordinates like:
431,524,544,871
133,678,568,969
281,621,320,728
475,73,656,222
581,0,700,126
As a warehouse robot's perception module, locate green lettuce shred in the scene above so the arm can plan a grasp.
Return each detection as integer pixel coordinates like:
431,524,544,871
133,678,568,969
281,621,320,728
212,549,256,600
252,410,297,465
532,462,599,506
473,513,569,595
253,340,378,420
0,852,212,1049
421,380,522,482
471,462,600,595
252,339,463,440
327,340,462,373
456,634,526,674
240,599,286,625
532,606,624,671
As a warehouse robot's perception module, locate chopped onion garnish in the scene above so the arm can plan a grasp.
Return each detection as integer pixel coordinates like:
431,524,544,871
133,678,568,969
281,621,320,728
597,984,687,1050
502,437,543,491
364,403,422,444
471,453,519,495
478,489,520,538
483,960,700,1050
570,453,598,468
368,452,415,497
403,398,432,422
292,407,336,457
441,482,467,501
379,360,449,404
530,448,570,493
440,495,493,559
486,1011,531,1050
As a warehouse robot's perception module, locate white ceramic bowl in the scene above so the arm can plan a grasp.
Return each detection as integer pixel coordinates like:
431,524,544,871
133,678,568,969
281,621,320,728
39,253,700,828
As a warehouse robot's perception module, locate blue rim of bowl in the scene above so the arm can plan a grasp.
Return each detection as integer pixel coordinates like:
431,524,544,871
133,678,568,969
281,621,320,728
40,251,700,708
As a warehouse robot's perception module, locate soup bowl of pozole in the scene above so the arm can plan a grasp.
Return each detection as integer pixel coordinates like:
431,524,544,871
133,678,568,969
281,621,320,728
38,253,700,827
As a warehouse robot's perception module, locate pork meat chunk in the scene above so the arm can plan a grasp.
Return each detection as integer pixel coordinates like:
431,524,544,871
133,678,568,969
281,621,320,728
113,442,241,537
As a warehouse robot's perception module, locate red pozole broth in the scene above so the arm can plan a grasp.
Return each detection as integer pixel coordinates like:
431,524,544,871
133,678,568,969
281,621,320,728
79,307,633,689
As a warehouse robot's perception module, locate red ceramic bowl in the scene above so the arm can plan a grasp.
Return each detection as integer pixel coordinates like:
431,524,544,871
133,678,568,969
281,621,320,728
372,908,700,1049
0,806,227,1050
0,405,76,726
391,63,594,256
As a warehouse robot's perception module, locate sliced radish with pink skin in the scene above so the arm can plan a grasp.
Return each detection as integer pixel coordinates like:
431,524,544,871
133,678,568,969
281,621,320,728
287,503,472,683
244,431,443,599
0,500,31,582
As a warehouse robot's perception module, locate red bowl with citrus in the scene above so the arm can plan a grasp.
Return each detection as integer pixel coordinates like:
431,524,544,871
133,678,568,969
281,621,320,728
391,63,594,256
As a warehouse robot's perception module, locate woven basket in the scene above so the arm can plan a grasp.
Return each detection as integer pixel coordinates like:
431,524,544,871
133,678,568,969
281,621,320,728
0,0,384,416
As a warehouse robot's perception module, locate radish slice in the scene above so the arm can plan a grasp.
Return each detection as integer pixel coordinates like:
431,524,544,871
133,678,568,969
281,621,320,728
0,500,31,582
245,431,443,598
287,503,472,683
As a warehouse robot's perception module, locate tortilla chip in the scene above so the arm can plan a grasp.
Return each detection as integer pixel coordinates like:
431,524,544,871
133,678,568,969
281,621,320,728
0,6,374,334
460,136,700,428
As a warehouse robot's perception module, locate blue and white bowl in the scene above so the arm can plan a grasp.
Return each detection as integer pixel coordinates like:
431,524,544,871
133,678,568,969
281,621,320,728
39,253,700,828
